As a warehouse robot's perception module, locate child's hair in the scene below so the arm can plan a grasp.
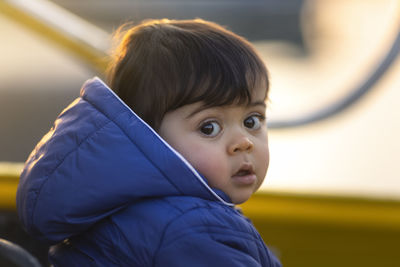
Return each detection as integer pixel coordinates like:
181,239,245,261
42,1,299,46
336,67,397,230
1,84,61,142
107,18,269,130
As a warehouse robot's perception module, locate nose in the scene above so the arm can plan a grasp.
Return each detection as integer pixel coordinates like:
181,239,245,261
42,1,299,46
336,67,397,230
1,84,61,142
228,135,254,154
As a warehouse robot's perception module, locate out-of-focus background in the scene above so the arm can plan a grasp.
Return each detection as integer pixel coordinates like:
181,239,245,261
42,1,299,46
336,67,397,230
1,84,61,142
0,0,399,266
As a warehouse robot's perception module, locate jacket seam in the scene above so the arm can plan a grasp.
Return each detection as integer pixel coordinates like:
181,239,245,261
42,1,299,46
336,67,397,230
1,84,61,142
151,206,199,267
164,225,263,247
30,118,115,234
29,94,132,233
108,218,136,266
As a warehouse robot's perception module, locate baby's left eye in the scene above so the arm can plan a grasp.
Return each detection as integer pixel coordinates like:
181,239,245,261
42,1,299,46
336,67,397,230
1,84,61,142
243,115,263,130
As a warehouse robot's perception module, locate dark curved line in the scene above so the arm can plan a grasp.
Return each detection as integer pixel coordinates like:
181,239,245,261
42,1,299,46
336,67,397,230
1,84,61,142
0,239,42,267
268,22,400,129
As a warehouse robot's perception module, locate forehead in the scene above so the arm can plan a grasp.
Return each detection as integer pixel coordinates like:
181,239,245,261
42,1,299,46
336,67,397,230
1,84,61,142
251,83,268,101
183,87,267,119
228,82,269,108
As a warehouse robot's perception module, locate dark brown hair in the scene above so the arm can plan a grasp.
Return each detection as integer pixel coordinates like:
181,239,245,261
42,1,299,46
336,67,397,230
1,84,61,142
107,19,269,130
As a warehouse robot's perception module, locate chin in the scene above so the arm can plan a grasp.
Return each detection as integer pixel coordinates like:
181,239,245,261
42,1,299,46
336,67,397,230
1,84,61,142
231,194,252,205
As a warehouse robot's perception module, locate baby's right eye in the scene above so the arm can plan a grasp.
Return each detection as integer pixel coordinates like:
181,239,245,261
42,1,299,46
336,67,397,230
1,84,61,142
199,121,221,137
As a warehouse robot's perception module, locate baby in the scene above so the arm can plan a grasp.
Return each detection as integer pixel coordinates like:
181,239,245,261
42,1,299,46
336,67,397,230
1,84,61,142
17,19,281,266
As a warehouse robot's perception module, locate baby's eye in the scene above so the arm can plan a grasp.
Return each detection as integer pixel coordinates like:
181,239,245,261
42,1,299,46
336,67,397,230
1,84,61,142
199,121,221,137
243,115,263,130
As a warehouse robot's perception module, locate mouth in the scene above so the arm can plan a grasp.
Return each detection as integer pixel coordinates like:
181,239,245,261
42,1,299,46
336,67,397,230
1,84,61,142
235,169,253,176
232,163,257,185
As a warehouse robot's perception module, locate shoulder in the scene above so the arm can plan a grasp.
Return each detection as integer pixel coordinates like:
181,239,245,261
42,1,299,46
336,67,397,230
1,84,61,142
112,196,249,236
157,197,266,251
80,196,276,266
160,196,260,240
111,195,260,248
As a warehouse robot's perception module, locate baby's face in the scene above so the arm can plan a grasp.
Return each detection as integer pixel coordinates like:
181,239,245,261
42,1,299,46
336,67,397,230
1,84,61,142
159,88,269,204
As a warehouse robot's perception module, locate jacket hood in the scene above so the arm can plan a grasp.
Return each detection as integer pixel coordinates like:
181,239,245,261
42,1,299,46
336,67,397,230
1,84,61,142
17,77,233,244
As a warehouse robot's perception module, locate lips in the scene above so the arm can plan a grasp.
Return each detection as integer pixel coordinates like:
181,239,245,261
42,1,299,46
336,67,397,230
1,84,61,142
232,163,257,185
236,170,252,176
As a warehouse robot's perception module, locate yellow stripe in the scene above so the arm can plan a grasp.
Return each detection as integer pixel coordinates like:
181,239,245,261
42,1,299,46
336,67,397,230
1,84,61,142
0,162,21,210
241,191,400,230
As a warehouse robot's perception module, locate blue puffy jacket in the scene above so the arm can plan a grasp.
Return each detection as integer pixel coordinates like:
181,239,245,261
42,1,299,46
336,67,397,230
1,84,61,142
17,77,281,266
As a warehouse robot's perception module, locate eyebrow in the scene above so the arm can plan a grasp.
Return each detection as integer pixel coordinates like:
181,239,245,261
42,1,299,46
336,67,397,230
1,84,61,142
249,101,266,108
185,105,210,119
186,101,266,119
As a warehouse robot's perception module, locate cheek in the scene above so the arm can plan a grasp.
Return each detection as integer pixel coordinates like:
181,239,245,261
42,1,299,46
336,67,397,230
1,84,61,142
180,143,226,182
